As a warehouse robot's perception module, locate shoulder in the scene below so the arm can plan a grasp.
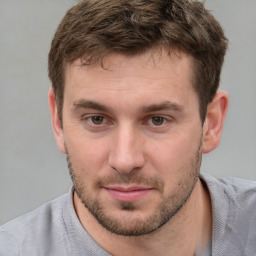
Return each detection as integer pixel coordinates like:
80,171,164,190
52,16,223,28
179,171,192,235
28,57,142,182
200,173,256,255
0,192,69,256
201,173,256,204
201,173,256,219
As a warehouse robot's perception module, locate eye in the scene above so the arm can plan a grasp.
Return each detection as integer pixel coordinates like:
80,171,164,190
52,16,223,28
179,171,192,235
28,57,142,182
149,116,166,126
81,114,113,132
88,115,106,125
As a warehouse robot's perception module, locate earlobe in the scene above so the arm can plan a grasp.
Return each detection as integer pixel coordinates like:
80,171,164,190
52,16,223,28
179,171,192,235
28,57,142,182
48,88,66,154
202,91,229,154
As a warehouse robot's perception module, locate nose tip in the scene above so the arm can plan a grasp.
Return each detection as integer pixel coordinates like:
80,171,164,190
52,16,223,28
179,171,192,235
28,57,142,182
108,127,145,174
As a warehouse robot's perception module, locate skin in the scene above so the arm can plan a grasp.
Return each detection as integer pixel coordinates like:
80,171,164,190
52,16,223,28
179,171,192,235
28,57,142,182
49,50,228,255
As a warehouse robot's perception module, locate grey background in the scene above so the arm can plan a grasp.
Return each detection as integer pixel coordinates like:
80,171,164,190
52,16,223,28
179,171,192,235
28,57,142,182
0,0,255,225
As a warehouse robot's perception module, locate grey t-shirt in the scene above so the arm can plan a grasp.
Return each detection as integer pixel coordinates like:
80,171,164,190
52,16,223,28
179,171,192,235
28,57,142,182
0,173,256,256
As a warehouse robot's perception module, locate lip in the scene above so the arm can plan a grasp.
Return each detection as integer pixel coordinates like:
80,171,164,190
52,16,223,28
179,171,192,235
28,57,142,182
103,185,154,202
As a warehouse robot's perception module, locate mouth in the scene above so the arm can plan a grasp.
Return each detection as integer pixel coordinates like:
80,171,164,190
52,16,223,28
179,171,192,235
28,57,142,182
103,185,154,202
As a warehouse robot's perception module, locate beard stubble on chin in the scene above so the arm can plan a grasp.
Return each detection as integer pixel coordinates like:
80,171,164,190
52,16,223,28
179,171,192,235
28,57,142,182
67,142,202,237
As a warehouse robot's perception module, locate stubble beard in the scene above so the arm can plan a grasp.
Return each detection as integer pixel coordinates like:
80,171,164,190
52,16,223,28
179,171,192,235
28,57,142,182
67,144,202,237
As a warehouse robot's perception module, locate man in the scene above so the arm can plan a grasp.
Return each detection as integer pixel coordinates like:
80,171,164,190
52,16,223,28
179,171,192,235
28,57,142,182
0,0,255,255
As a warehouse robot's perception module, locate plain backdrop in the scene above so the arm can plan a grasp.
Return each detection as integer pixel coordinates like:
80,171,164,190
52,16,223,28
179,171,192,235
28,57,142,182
0,0,255,225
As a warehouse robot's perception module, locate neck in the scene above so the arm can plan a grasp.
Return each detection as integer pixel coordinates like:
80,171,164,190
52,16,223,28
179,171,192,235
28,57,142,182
73,179,212,256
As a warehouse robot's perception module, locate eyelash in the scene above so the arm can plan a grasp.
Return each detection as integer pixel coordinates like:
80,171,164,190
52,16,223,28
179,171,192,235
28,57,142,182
82,115,111,126
146,116,168,126
81,114,172,130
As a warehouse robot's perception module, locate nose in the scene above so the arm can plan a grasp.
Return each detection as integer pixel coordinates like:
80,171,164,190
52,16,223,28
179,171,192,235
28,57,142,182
108,124,145,174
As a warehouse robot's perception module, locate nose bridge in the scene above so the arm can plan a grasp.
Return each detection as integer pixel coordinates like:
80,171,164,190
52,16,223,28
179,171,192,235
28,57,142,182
108,122,145,173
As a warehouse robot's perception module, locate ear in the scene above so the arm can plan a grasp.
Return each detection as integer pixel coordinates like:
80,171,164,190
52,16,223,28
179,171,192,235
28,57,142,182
202,91,229,154
48,88,66,154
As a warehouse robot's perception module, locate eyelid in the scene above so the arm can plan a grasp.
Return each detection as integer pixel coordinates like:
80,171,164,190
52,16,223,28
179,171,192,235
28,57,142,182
80,113,174,132
88,116,106,125
81,113,105,119
80,113,113,132
149,116,167,126
144,115,173,126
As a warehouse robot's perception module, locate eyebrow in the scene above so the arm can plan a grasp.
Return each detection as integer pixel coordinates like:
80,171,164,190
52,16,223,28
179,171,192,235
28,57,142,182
72,99,184,113
140,101,184,113
72,100,109,112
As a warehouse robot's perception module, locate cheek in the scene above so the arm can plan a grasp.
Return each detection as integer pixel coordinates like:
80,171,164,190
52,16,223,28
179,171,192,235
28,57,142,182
65,132,111,174
147,131,201,173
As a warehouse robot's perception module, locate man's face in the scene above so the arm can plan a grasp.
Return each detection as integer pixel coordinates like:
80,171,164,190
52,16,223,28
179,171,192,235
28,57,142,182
61,50,203,236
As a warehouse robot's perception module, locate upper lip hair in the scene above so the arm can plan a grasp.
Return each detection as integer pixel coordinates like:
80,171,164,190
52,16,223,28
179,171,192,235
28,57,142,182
104,185,153,192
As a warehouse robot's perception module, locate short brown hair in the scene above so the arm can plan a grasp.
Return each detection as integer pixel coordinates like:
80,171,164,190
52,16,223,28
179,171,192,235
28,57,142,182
48,0,228,122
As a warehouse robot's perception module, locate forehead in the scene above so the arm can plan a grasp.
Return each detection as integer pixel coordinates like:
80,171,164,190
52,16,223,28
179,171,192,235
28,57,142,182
63,50,198,112
65,49,195,89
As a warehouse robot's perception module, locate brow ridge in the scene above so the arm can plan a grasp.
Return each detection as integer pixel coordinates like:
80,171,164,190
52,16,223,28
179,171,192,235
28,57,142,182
72,99,183,113
73,100,108,111
140,101,184,113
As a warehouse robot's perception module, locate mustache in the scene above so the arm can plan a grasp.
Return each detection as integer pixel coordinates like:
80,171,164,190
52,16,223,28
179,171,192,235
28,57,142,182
66,152,164,192
95,173,164,193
